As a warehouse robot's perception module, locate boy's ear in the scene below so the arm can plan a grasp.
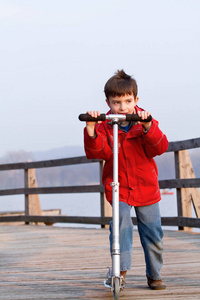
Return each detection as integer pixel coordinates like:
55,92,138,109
134,97,139,105
106,99,111,107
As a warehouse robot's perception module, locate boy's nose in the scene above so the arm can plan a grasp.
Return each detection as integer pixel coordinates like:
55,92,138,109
120,102,126,111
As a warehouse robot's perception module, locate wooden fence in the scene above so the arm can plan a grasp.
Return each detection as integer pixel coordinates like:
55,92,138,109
0,137,200,230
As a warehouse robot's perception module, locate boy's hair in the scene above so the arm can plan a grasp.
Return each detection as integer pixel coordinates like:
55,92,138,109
104,70,138,99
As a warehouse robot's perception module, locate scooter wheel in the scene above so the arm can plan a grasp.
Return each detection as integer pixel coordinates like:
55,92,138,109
113,277,120,300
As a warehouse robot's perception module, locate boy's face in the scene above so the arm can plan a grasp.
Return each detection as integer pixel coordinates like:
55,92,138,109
106,93,139,115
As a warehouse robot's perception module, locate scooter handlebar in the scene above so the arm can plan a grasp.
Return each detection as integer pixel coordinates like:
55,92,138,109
125,114,152,122
78,113,152,122
78,113,106,122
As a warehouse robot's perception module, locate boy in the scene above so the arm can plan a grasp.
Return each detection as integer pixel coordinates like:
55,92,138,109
83,70,168,290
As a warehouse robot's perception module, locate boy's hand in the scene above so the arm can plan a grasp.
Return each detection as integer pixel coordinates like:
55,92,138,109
86,111,102,138
137,110,152,132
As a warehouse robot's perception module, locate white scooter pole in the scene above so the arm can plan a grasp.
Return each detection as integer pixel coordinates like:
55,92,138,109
111,119,120,280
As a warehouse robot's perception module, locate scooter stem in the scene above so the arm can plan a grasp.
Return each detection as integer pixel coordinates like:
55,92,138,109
111,120,120,278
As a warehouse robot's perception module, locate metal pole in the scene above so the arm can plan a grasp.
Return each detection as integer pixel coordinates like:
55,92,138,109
112,120,120,278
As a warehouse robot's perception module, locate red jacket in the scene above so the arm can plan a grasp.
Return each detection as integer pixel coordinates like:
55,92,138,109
84,106,169,207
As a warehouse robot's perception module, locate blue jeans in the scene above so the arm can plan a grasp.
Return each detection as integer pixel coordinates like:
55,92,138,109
109,201,163,280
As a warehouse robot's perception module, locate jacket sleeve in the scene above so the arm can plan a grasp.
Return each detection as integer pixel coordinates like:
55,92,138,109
142,119,169,158
84,123,112,161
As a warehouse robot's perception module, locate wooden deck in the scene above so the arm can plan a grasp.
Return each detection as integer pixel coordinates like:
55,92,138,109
0,225,200,300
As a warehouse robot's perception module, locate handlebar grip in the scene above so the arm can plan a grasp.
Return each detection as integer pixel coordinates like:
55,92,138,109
126,114,152,122
78,113,106,122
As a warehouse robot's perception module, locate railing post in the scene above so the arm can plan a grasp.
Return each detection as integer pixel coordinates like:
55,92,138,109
174,151,183,230
99,161,112,229
178,149,200,231
24,168,42,225
99,161,105,228
24,168,29,225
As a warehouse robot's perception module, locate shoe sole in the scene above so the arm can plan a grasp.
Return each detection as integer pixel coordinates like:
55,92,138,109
103,280,112,289
104,280,125,290
148,285,166,290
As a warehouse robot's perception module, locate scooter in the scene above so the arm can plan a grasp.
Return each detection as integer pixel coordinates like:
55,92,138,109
79,112,152,300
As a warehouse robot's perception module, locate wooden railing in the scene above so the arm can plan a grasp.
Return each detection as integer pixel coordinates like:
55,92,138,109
0,137,200,230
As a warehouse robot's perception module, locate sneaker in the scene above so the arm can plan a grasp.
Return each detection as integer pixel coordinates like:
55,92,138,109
120,271,126,289
147,277,166,290
120,278,126,290
104,277,126,290
104,267,112,288
103,267,125,289
104,278,112,288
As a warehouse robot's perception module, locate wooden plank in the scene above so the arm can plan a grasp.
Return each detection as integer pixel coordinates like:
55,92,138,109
177,217,200,228
0,209,61,225
0,209,61,217
179,150,193,231
159,178,200,189
174,151,183,230
0,215,113,225
179,150,200,218
0,161,26,171
178,150,200,231
24,168,29,217
26,156,101,169
0,156,102,171
0,225,200,299
99,161,112,229
27,168,42,215
167,137,200,152
2,179,200,197
0,184,104,196
0,215,199,228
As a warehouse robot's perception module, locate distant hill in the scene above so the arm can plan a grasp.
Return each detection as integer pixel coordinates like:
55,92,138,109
33,146,85,160
0,146,200,189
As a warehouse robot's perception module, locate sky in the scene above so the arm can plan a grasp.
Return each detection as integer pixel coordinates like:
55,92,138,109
0,0,200,157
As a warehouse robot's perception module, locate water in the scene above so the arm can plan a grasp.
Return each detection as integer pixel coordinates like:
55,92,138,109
1,189,199,232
